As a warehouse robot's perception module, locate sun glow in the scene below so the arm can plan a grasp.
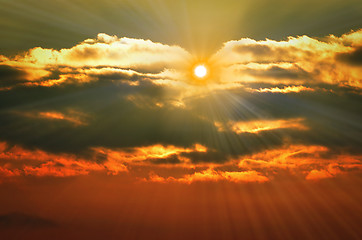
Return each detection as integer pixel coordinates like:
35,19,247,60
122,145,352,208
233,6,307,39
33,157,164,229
194,65,207,78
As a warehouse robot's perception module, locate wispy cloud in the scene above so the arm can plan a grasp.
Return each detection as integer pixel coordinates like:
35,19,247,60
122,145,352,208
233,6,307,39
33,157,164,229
145,168,269,184
215,118,308,134
248,85,314,93
16,110,88,126
238,145,361,180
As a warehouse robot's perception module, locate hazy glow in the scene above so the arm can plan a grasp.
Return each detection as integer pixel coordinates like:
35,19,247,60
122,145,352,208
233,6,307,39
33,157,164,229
228,118,308,134
0,1,361,239
194,65,207,78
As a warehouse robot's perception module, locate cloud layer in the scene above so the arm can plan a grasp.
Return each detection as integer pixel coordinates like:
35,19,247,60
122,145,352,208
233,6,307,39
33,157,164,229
0,29,361,183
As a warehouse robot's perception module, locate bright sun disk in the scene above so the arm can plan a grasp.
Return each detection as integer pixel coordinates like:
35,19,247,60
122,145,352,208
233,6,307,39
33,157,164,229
194,65,207,78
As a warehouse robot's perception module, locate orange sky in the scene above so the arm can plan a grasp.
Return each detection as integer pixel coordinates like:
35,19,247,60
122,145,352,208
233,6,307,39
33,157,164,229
0,0,361,239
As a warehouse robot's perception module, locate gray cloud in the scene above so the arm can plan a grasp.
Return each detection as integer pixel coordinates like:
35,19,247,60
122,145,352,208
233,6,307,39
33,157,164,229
0,65,28,89
336,47,362,66
242,65,310,80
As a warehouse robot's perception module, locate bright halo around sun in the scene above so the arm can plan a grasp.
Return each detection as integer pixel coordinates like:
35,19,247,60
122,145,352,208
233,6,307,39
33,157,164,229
194,65,207,78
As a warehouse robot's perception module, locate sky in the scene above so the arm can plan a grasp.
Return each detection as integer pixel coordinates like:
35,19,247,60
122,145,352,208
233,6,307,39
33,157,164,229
0,0,361,239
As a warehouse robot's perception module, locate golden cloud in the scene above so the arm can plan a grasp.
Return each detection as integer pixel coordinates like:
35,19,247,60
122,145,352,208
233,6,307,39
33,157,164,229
1,29,361,94
92,143,208,167
248,85,314,93
0,33,191,90
215,118,308,134
19,33,191,68
213,29,362,89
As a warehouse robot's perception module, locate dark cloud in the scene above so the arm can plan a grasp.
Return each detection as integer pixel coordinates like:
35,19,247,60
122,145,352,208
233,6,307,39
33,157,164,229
234,44,273,56
181,150,228,163
0,65,27,88
242,65,310,79
0,31,360,171
68,46,102,60
0,75,361,164
336,47,362,65
88,70,142,82
148,154,182,164
0,80,210,155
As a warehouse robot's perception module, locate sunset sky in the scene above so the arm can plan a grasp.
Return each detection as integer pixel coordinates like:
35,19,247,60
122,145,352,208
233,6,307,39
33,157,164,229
0,0,361,239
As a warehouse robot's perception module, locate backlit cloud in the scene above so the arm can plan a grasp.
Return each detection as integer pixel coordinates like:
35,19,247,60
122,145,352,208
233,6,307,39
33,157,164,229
247,85,314,93
1,2,362,239
0,29,361,184
0,141,211,180
15,33,191,68
213,29,362,89
0,138,360,183
0,29,361,93
238,145,362,180
217,118,308,134
146,168,269,184
16,110,88,126
0,33,190,90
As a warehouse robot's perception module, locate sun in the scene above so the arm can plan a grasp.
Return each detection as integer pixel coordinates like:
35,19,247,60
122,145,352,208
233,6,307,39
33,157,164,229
194,65,207,78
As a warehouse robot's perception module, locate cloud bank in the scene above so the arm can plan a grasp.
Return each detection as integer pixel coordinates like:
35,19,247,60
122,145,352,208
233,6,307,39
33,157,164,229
0,29,361,183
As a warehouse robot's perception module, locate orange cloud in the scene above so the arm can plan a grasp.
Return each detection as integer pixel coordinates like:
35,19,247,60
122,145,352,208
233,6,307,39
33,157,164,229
238,145,362,180
0,141,211,180
16,110,88,126
0,167,21,177
93,143,208,167
23,161,97,177
0,141,122,178
38,111,87,126
145,168,269,184
305,169,333,180
1,140,360,183
226,118,307,134
177,168,224,183
305,161,361,181
220,170,269,183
